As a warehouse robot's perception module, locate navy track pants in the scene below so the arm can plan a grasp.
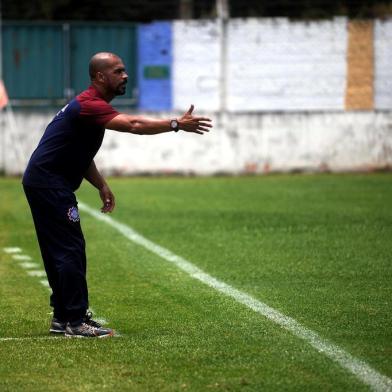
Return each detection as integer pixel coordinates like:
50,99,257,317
23,186,88,325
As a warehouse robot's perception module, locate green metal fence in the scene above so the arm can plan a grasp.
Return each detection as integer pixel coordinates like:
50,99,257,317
2,22,137,106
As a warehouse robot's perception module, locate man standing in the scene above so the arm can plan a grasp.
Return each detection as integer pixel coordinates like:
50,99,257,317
22,52,212,338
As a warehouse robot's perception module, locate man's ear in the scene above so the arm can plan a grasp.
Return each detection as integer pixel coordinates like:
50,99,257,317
97,72,106,82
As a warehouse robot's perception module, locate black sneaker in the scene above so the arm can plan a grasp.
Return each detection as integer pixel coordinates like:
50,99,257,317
84,311,103,328
65,322,114,338
50,318,66,334
83,311,114,334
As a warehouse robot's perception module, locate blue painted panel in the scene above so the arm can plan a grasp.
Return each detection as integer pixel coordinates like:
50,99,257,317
138,22,172,111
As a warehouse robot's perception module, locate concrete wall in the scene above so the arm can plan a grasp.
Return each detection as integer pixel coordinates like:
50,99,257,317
2,110,391,175
172,18,348,112
171,17,392,112
173,20,221,111
227,18,347,111
374,20,392,109
1,17,392,176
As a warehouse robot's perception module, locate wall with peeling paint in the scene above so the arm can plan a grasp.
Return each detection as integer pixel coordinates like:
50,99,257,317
173,20,221,111
2,110,391,175
172,18,348,112
226,18,347,111
374,20,392,110
1,18,391,175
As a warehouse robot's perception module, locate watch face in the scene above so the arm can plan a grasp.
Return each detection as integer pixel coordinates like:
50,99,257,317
171,120,178,128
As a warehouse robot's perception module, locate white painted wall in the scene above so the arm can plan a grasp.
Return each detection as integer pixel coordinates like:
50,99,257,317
374,20,392,110
173,20,221,111
172,18,348,112
227,18,347,111
3,110,392,175
2,18,392,176
0,108,52,175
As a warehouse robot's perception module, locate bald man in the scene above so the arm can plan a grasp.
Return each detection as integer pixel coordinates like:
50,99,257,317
22,52,212,338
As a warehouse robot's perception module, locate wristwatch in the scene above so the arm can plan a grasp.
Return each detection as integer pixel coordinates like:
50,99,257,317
170,119,179,132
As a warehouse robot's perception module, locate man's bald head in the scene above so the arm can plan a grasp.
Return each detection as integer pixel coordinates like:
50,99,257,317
89,52,121,80
88,52,128,100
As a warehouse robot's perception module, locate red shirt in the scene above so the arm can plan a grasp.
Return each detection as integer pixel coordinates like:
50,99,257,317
23,86,119,191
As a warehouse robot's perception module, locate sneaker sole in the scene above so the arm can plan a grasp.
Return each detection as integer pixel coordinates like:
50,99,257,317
64,332,114,339
50,329,66,334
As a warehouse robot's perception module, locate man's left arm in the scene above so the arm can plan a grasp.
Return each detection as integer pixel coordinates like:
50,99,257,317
84,160,115,213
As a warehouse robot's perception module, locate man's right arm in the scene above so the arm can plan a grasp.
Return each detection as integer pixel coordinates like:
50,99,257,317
105,105,212,136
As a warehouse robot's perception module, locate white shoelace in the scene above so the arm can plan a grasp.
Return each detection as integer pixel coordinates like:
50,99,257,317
78,323,98,335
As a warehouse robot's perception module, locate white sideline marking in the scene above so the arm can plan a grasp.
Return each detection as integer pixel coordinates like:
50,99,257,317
2,246,113,334
0,336,63,342
12,255,32,261
94,318,108,326
39,279,50,288
88,307,108,326
3,247,22,254
0,334,122,342
27,270,47,277
79,201,392,392
19,262,40,269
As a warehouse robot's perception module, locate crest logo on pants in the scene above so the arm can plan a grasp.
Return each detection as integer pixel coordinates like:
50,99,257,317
67,206,80,222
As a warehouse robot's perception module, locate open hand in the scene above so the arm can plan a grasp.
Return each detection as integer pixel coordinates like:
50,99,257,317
178,105,212,135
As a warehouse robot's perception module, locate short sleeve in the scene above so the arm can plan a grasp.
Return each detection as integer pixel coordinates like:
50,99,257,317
79,98,120,126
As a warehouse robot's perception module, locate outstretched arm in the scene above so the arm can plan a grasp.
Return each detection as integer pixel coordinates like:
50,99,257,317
105,105,212,135
84,160,115,213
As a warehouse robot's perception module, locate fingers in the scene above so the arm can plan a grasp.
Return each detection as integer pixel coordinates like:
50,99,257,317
194,117,212,122
101,195,115,213
194,120,212,133
179,108,212,135
101,201,109,213
189,128,209,135
107,199,115,213
198,122,213,128
101,201,114,213
186,104,194,115
181,120,212,134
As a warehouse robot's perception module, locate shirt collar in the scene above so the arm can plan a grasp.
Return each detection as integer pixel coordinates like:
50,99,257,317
88,85,105,100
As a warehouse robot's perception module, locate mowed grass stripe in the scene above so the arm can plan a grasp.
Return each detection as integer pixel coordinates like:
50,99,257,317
78,201,392,392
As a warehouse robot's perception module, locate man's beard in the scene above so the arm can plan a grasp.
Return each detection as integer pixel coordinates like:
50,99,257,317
115,83,127,95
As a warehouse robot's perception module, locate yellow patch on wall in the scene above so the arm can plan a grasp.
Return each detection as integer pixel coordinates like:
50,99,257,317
345,20,374,110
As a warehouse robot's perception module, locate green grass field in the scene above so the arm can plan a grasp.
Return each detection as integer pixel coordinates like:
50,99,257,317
0,174,391,391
